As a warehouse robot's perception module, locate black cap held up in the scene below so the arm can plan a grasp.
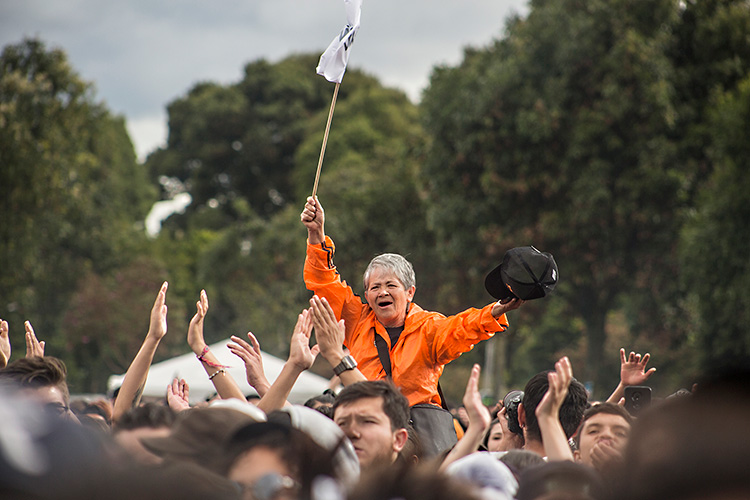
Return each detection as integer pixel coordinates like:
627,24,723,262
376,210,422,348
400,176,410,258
485,246,558,301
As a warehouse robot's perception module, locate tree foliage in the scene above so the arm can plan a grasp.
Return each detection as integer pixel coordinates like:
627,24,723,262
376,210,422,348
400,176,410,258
680,75,750,373
420,0,750,395
0,38,156,391
4,0,750,397
420,0,680,393
147,54,398,222
147,55,430,363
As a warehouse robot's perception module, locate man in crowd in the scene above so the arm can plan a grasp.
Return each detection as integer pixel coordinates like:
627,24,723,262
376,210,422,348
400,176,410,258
0,356,77,422
574,402,632,475
518,369,589,457
332,380,409,471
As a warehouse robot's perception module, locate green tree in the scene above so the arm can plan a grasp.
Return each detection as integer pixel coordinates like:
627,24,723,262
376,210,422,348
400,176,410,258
60,257,189,393
293,76,435,301
668,0,750,188
149,57,431,363
420,0,684,395
147,54,392,222
680,75,750,372
0,38,156,390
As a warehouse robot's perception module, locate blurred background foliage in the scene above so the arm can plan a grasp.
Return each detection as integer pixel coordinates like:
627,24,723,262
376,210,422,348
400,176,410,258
2,0,750,401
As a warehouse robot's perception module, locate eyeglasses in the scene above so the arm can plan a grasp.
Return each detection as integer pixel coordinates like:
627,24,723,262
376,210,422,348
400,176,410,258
234,473,298,500
44,403,70,416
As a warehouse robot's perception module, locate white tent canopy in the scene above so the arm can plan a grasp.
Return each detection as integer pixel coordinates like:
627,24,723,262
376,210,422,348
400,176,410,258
107,339,331,404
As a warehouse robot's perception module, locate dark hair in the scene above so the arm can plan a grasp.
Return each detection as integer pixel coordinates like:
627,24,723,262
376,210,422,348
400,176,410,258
304,391,336,419
348,463,481,500
516,461,606,500
224,421,300,474
78,413,112,435
224,417,338,500
70,397,113,425
522,371,589,442
0,356,70,403
113,402,176,431
573,402,632,447
499,449,546,476
397,425,424,465
333,380,409,430
482,418,502,450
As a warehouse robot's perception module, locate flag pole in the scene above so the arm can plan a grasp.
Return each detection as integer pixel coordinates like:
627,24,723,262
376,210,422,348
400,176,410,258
312,82,340,198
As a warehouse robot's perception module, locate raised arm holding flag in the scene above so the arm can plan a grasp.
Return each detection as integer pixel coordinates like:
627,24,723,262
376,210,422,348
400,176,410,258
311,0,362,198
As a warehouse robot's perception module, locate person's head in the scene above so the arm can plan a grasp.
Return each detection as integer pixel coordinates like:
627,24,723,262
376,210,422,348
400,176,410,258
485,416,525,453
332,381,409,470
224,420,336,500
112,402,176,465
573,403,632,470
519,371,589,444
0,387,117,500
139,406,261,472
363,254,416,328
70,397,113,427
445,452,519,500
0,356,71,419
304,391,336,419
397,425,424,465
348,463,482,500
516,461,607,500
499,449,546,478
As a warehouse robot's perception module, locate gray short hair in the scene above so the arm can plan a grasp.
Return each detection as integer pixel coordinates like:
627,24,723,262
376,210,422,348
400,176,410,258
363,253,416,291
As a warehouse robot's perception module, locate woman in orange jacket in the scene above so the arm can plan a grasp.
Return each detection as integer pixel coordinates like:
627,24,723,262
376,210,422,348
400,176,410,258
300,196,524,408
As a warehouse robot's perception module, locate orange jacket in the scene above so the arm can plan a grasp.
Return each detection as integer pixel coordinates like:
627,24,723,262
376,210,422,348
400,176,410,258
304,236,510,406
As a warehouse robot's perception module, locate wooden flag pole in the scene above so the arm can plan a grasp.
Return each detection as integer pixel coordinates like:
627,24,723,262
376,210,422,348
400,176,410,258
312,81,340,198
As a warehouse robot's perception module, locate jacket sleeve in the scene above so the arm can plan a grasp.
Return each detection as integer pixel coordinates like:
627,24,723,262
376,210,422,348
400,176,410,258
303,236,365,344
429,304,509,366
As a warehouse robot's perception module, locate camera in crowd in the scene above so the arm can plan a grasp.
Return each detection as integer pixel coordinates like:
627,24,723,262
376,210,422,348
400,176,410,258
503,390,524,436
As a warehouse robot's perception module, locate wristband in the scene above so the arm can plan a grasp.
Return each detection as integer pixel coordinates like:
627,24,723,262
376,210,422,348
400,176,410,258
197,345,230,369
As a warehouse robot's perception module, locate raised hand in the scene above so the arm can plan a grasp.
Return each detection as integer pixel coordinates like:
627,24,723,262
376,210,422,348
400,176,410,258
607,348,657,404
25,321,45,357
166,378,191,412
112,282,170,423
536,356,576,462
536,356,573,420
147,281,169,341
463,363,491,433
309,295,345,366
300,196,325,245
309,295,365,386
619,348,656,387
0,319,10,367
187,289,245,401
187,289,209,353
288,309,320,371
228,332,271,396
440,363,491,470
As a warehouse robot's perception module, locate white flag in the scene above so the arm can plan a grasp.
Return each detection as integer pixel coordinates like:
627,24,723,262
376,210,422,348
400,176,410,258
316,0,362,83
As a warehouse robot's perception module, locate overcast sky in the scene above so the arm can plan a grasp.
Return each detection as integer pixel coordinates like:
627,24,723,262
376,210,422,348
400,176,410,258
2,1,528,161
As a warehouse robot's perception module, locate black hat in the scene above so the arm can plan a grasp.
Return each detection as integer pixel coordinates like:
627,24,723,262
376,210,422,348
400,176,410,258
485,246,558,301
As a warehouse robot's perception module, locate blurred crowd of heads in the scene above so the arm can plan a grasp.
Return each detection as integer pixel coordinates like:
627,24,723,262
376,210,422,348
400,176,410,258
2,353,750,500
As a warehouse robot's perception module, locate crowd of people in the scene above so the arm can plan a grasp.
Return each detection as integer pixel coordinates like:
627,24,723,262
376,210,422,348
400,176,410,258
1,196,749,499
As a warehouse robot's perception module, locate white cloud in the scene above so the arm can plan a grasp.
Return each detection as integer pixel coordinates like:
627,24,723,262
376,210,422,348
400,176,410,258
1,0,528,161
125,113,168,163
